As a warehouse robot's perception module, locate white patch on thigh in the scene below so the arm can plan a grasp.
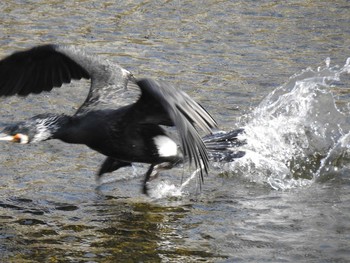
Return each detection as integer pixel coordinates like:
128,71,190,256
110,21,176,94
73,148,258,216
153,135,178,157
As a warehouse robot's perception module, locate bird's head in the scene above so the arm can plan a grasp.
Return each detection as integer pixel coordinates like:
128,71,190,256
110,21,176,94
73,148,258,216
0,121,33,144
0,114,69,144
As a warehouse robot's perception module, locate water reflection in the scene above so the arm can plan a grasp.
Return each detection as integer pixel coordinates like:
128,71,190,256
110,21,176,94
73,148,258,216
1,195,224,262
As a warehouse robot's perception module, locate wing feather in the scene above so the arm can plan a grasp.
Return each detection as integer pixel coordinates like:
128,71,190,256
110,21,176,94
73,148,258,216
0,44,133,114
0,44,90,97
134,78,217,181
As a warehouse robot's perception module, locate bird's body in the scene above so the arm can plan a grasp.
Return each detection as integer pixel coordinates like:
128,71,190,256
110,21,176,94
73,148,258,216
0,44,244,194
67,108,178,164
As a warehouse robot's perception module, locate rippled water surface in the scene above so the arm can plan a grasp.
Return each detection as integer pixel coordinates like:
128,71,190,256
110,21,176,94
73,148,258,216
1,1,350,262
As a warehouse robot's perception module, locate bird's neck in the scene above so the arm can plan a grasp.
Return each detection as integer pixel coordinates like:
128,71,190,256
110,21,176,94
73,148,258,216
31,114,73,143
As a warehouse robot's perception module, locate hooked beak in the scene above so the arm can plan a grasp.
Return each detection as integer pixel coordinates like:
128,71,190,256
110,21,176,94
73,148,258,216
0,133,15,142
0,133,29,144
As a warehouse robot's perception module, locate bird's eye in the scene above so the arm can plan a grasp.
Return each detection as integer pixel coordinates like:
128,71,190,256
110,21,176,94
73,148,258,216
13,134,29,144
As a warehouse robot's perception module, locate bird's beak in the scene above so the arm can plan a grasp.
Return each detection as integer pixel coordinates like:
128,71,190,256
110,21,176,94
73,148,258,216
0,133,29,144
0,133,15,142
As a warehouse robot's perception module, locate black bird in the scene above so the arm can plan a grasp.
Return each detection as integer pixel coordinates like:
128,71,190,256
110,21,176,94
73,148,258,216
0,45,244,194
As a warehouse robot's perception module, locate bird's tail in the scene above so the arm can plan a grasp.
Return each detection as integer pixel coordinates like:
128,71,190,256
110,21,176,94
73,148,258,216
203,128,246,162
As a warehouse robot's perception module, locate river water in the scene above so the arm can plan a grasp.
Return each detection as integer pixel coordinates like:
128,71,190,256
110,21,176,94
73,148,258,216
0,1,350,262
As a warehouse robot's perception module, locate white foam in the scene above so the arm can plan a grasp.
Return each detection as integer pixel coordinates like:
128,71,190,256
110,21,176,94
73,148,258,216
223,58,350,190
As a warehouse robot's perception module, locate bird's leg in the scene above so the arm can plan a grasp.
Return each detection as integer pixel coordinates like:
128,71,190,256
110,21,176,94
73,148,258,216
150,162,174,180
96,157,131,182
142,162,174,195
143,164,155,195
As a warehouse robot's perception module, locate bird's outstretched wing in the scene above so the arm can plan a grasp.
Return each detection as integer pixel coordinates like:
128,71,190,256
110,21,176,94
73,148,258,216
131,78,218,180
0,44,134,114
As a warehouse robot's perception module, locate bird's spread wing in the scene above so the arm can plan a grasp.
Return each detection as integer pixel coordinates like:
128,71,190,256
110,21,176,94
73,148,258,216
133,78,218,180
0,45,218,181
0,44,134,114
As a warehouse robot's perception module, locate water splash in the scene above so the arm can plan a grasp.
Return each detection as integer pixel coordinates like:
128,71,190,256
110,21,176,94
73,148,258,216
142,58,350,197
149,167,201,199
226,58,350,190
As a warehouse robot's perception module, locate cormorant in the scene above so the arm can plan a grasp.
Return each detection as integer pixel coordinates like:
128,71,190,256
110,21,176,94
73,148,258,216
0,45,244,194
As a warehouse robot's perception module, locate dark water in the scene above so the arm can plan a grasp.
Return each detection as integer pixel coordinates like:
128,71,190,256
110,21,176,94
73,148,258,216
1,1,350,262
